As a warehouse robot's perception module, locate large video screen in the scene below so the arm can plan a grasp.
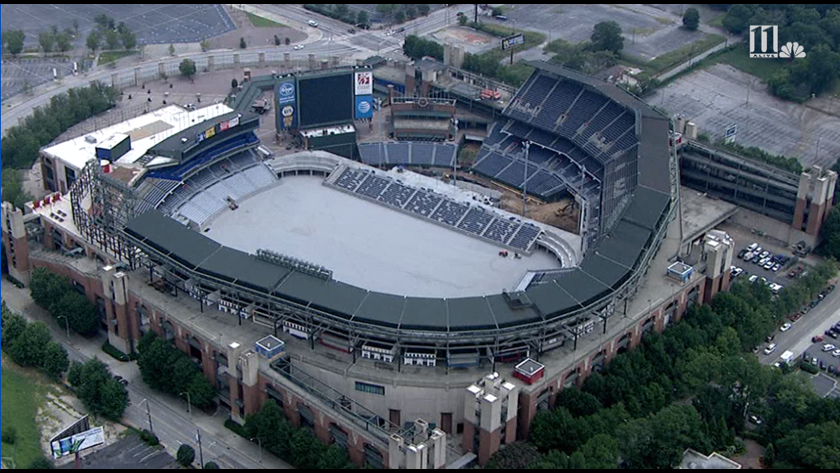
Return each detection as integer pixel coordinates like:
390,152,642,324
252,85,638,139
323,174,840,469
298,73,353,128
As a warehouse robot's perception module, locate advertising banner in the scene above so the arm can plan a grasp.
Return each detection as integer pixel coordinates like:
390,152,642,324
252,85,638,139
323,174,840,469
355,95,374,120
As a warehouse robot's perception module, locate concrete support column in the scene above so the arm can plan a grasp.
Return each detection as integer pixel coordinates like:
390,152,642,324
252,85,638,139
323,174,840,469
134,67,141,87
207,55,215,71
111,72,118,88
158,62,166,79
234,53,240,68
283,52,290,70
259,51,265,67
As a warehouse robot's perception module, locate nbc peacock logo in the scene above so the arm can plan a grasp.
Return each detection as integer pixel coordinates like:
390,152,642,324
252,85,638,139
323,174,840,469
779,42,806,59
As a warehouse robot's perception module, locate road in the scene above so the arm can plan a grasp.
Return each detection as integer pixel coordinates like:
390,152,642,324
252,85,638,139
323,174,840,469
757,279,840,367
0,280,290,469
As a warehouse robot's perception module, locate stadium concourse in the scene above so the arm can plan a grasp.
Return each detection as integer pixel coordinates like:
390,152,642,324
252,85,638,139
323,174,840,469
2,62,739,468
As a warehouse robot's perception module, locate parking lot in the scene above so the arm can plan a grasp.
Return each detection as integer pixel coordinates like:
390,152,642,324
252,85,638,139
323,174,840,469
729,237,800,292
0,4,235,46
649,64,840,168
803,318,840,378
1,57,77,101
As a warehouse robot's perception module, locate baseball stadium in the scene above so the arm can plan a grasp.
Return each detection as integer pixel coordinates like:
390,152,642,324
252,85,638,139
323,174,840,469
4,60,729,468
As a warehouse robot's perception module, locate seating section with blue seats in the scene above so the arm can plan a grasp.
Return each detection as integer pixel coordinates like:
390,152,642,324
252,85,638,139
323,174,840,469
324,166,543,252
358,142,457,168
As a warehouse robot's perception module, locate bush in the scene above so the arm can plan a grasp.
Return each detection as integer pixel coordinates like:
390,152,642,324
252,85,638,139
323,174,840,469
800,361,819,374
204,462,220,469
102,341,137,362
683,8,700,30
138,429,160,446
28,456,55,469
177,444,196,467
2,427,17,444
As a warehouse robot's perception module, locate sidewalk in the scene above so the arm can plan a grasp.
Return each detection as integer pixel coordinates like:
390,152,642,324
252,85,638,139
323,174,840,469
0,278,291,469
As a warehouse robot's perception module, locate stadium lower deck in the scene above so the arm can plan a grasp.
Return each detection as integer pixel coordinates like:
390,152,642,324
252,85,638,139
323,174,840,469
204,174,563,298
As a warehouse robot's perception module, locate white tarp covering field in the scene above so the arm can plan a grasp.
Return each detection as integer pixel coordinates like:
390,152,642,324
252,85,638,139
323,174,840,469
205,176,564,298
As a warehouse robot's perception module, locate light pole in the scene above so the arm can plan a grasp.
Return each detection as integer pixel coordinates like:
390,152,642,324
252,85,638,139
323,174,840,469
180,392,192,420
250,437,263,463
56,315,70,341
196,429,204,469
522,141,530,217
138,398,154,434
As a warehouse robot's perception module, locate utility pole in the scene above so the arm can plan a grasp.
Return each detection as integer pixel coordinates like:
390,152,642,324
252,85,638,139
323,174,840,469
181,392,192,420
196,430,204,468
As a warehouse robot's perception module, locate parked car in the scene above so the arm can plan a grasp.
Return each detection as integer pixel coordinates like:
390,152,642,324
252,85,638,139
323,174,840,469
772,263,782,272
738,249,748,259
780,323,792,332
749,275,759,283
822,344,836,352
764,343,778,355
833,349,840,357
813,335,825,343
826,330,838,339
294,44,304,50
748,243,759,251
766,334,776,343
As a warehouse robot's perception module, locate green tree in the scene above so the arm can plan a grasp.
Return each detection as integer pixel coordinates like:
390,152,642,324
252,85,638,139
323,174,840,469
764,442,775,468
168,43,175,56
459,14,468,26
121,30,136,50
39,31,56,53
7,322,52,368
70,358,128,420
231,78,239,89
395,10,406,24
555,388,602,418
177,444,196,467
86,30,101,52
683,8,700,31
200,39,210,52
104,29,120,50
357,10,369,26
418,5,431,17
55,31,73,52
42,341,70,379
486,442,541,469
51,291,99,336
591,21,624,53
204,462,220,469
723,4,754,34
6,30,25,56
239,37,247,49
179,58,197,79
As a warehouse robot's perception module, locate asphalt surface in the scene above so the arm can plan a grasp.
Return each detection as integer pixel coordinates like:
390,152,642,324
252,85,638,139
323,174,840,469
756,279,840,369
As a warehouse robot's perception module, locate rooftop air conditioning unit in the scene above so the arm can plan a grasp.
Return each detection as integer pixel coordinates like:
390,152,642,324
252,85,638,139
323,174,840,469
85,135,97,144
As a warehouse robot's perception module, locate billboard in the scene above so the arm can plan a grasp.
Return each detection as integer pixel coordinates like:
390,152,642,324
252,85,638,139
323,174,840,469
354,71,373,96
50,426,104,458
501,33,524,50
277,79,296,105
279,103,297,130
355,95,374,120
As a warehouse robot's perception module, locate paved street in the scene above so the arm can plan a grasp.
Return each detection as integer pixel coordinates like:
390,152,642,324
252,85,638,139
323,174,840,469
756,277,840,368
1,279,290,470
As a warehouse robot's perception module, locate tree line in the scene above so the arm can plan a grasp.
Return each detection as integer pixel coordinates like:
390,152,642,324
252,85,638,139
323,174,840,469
489,260,839,469
720,5,840,101
0,82,119,171
243,400,357,469
136,332,217,411
29,267,100,337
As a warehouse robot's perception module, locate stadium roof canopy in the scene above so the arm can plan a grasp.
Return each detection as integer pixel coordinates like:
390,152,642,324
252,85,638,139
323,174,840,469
122,65,674,337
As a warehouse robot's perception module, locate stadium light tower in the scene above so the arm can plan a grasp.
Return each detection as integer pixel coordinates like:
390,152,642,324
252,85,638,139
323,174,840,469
522,141,530,217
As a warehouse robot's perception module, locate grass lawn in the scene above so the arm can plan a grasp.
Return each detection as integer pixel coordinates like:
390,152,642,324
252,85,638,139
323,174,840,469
623,33,726,78
246,12,286,28
698,43,781,82
1,354,49,469
98,50,138,66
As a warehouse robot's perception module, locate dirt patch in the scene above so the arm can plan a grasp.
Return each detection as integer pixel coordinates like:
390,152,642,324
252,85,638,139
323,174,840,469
457,170,581,234
731,438,764,470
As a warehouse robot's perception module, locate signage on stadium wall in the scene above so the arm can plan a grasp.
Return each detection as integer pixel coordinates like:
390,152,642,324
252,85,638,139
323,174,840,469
280,104,297,130
354,71,373,96
277,79,296,105
205,126,216,139
355,95,374,120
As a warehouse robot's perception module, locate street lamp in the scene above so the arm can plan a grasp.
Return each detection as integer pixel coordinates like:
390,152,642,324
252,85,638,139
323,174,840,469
138,398,154,434
250,437,263,463
180,392,192,419
56,315,70,340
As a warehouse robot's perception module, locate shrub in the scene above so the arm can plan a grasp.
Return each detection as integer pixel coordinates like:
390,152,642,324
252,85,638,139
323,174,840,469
2,427,17,444
177,444,196,467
